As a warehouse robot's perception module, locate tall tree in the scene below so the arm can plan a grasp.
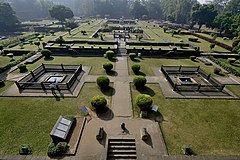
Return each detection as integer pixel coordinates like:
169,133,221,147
49,5,74,22
0,2,19,31
192,4,218,31
130,0,148,19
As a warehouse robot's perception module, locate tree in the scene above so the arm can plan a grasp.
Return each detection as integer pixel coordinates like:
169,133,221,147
7,53,14,61
131,1,148,19
41,49,52,58
0,2,19,31
66,28,71,35
192,4,218,31
49,5,74,23
34,41,41,49
55,36,65,46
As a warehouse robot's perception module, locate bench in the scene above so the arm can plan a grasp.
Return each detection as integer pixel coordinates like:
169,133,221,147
96,127,104,140
141,128,148,141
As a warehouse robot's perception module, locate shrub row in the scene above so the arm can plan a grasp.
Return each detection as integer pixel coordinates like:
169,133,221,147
47,142,68,156
209,56,240,76
0,51,35,74
192,33,232,51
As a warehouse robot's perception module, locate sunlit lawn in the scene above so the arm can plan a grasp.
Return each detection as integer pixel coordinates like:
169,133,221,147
128,57,221,76
131,83,240,155
13,56,114,75
0,82,113,155
0,55,22,68
197,33,233,46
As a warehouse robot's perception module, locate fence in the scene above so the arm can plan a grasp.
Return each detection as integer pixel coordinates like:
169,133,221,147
161,66,225,92
16,64,83,91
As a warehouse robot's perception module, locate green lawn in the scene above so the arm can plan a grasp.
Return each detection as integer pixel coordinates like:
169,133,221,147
197,33,233,46
13,56,114,75
0,81,14,93
128,58,221,76
0,82,113,155
216,58,240,73
131,83,240,155
0,55,22,68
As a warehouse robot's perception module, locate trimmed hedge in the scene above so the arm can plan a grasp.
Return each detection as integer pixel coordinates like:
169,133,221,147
190,56,196,61
135,94,153,111
18,64,27,73
103,62,113,72
91,95,107,112
214,67,221,74
105,50,115,60
129,53,137,60
209,56,240,76
133,76,146,89
41,49,52,58
188,36,198,42
97,76,110,90
0,80,5,87
47,142,68,157
132,64,141,73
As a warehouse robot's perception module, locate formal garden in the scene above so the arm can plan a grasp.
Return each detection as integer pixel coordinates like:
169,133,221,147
1,1,240,158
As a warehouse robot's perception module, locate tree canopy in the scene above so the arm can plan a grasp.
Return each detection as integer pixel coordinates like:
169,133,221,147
49,5,74,22
0,2,19,31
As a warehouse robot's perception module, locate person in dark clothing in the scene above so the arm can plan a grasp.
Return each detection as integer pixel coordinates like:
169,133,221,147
121,123,126,133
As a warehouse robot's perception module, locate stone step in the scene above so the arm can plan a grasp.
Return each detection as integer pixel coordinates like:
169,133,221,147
109,142,136,146
109,146,136,150
108,149,136,154
108,153,137,159
109,138,135,142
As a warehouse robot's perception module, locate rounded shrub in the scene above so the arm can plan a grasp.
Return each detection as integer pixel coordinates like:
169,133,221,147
97,76,110,90
133,76,146,89
227,58,236,64
129,53,137,60
18,64,27,73
91,95,107,112
105,50,115,60
103,62,113,72
135,94,153,111
41,49,52,58
47,142,68,157
132,64,141,73
188,36,198,42
214,67,221,74
19,144,32,155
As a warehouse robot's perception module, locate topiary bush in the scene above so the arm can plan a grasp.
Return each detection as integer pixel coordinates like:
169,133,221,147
17,64,27,73
188,36,198,42
135,94,153,111
132,64,141,73
133,76,146,89
97,76,110,90
91,95,107,112
214,67,221,74
227,58,236,64
47,142,68,157
41,49,52,58
105,50,115,60
103,62,113,72
210,43,215,50
129,53,137,60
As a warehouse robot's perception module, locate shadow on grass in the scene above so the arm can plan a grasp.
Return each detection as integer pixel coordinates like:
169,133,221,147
20,69,28,73
101,86,115,96
107,70,118,76
44,56,54,61
148,110,164,123
134,71,146,76
109,58,118,62
131,58,141,62
137,86,155,97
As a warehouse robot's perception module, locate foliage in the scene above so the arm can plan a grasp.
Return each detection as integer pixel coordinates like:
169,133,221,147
209,56,240,76
103,62,113,72
131,1,148,19
188,36,198,42
227,58,236,64
129,53,137,60
182,144,193,155
49,5,74,22
232,36,240,54
90,95,107,111
41,49,52,58
133,76,147,89
34,41,40,49
105,50,115,60
65,19,78,29
135,94,153,111
47,142,68,157
17,64,27,73
7,53,14,61
132,64,141,73
0,2,19,31
192,4,218,31
19,144,32,155
81,30,87,35
49,30,55,36
97,76,110,90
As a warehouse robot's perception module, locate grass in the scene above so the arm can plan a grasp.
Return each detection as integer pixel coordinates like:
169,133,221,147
131,83,240,155
197,33,233,46
0,81,14,93
13,56,115,75
226,85,240,97
0,82,113,155
216,58,240,73
0,55,22,68
128,57,221,76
